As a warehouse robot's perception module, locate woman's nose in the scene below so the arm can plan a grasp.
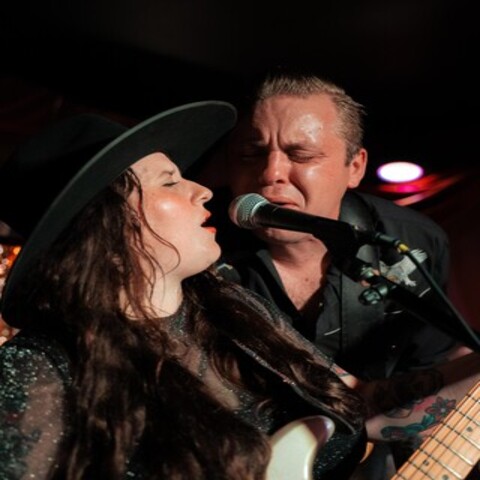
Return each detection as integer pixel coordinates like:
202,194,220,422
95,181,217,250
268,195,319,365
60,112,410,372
195,182,213,203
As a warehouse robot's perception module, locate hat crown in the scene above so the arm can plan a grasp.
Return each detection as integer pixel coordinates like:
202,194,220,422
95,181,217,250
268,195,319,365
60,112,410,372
0,114,126,238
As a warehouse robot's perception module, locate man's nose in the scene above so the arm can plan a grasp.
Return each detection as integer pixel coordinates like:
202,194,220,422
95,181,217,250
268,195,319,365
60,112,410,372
259,151,290,185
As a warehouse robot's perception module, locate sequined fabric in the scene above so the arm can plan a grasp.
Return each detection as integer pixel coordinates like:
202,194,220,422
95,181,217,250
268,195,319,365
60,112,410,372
0,333,70,479
0,294,365,479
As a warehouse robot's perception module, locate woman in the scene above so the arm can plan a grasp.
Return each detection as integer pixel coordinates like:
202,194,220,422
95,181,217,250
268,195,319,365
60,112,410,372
0,102,366,479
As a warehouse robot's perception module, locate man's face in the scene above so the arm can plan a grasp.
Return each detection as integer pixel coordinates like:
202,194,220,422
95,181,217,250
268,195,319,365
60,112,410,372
227,94,367,244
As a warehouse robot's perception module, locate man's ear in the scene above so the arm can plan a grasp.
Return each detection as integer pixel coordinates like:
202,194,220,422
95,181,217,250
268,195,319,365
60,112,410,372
347,148,367,188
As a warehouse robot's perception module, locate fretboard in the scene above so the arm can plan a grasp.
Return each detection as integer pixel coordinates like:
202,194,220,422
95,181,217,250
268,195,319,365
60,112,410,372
393,381,480,479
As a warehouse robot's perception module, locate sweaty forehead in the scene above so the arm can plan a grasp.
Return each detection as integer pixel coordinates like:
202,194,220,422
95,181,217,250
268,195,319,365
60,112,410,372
241,94,341,144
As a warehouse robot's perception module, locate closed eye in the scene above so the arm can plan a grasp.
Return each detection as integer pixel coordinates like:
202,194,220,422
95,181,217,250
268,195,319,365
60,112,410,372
288,154,315,162
286,150,325,163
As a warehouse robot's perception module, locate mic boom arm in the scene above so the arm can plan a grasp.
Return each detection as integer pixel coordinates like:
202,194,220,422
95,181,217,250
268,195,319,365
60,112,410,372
230,194,480,350
339,255,480,351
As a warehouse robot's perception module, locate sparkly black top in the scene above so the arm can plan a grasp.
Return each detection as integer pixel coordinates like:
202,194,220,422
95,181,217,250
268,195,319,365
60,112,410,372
0,293,365,479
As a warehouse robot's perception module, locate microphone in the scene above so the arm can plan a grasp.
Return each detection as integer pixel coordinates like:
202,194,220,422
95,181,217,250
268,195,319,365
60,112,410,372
229,195,480,349
228,193,401,258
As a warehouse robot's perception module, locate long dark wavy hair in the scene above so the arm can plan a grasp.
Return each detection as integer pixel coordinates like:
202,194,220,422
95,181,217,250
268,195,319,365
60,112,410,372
6,168,366,479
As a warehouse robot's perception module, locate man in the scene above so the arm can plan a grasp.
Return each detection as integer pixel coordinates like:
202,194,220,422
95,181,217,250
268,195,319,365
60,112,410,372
205,70,480,478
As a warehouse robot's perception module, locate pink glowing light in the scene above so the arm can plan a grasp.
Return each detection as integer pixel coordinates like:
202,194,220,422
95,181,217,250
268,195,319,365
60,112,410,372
377,161,424,183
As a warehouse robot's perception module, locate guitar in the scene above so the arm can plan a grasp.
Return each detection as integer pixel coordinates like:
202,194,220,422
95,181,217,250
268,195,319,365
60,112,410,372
266,415,335,480
266,379,480,480
392,380,480,479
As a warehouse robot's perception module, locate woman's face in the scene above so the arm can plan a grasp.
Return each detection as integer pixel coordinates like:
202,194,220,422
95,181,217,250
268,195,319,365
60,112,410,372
129,152,220,282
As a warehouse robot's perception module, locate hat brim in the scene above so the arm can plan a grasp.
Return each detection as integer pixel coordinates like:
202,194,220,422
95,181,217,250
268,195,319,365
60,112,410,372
2,101,236,310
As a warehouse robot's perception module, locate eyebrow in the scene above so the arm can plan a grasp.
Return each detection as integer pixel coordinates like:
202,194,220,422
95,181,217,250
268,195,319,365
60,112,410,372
244,141,317,152
159,168,177,178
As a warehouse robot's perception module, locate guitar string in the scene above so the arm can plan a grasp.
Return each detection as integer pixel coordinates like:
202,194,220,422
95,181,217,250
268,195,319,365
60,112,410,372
394,383,480,478
427,389,480,470
414,392,480,477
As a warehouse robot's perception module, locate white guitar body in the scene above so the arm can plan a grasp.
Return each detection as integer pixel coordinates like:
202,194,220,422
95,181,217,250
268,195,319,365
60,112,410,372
265,381,480,480
266,415,336,480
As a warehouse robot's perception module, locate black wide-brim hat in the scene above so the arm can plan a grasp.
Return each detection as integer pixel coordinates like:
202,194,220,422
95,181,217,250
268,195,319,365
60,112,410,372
0,101,236,314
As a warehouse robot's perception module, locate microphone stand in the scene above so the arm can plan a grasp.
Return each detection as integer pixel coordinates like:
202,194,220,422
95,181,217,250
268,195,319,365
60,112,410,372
334,255,480,352
236,197,480,351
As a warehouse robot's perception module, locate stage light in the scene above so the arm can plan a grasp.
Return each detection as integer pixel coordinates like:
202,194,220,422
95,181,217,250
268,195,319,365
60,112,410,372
377,161,424,183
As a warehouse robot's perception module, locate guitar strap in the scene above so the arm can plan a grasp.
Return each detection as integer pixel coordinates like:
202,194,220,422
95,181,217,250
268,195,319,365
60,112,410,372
338,191,386,377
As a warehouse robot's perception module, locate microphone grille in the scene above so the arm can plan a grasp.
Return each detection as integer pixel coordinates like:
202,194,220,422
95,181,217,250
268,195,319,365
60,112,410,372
228,193,268,228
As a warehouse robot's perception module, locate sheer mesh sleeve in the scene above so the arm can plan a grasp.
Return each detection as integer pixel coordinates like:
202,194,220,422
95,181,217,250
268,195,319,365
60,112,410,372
0,334,70,479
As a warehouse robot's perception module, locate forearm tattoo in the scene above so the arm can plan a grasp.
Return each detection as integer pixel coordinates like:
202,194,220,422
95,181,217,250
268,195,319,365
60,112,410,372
371,369,456,445
380,396,456,447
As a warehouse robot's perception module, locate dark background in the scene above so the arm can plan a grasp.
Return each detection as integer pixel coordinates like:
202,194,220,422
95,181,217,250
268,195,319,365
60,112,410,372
2,0,480,179
1,0,480,329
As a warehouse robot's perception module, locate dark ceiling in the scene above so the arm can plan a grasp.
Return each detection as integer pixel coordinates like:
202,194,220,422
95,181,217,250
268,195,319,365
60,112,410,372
2,0,480,183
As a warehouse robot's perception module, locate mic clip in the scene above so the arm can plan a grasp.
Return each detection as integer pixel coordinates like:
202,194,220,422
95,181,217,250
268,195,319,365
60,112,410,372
338,256,480,351
358,270,394,306
337,257,391,306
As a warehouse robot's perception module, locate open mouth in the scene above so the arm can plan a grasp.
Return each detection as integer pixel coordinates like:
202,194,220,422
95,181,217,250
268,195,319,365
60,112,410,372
201,213,217,233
